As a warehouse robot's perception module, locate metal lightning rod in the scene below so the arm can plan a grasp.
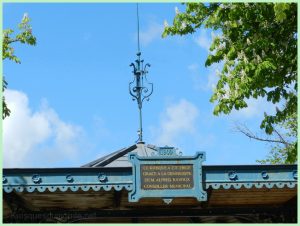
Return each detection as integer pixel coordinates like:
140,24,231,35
129,3,153,143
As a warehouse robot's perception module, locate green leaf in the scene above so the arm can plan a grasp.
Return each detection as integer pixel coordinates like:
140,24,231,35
2,13,37,119
163,3,297,164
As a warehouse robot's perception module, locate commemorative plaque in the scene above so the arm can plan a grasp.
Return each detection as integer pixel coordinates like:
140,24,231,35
141,164,194,190
128,147,207,203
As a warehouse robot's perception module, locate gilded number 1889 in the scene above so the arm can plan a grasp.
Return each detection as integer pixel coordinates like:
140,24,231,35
159,149,174,156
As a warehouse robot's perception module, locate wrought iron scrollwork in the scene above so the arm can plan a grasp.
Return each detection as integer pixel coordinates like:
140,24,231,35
129,52,153,143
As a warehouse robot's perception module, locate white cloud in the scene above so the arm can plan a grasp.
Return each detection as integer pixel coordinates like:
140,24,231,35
188,63,204,91
187,62,275,120
188,63,222,92
194,29,211,51
3,89,84,167
207,65,221,91
139,21,163,46
187,63,199,71
230,97,276,119
153,99,199,146
191,30,223,91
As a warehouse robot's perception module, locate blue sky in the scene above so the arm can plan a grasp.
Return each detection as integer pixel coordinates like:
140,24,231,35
3,3,277,168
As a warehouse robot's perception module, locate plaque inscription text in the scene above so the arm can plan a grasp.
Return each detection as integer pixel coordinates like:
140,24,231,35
141,164,193,190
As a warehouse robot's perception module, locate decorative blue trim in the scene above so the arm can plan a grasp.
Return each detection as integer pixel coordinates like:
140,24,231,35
3,184,133,193
32,174,42,184
66,174,74,183
3,165,297,194
3,176,7,184
205,182,296,190
228,171,238,180
3,169,133,193
203,165,297,189
293,170,297,179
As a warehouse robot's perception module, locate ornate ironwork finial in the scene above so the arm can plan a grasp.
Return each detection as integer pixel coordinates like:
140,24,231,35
129,4,153,143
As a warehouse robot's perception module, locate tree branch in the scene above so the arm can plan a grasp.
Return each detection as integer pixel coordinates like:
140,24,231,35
7,38,22,44
234,123,291,145
273,127,289,147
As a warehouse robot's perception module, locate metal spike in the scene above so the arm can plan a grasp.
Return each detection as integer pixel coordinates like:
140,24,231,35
129,4,154,143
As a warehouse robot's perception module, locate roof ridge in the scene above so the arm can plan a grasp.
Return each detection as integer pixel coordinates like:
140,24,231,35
81,144,137,167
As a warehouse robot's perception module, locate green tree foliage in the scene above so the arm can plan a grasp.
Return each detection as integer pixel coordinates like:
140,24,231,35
235,111,297,164
257,112,297,164
163,3,297,163
2,13,36,119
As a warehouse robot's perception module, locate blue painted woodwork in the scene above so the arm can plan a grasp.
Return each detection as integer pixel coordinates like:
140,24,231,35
3,167,133,193
3,165,297,194
128,151,207,203
203,165,297,189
